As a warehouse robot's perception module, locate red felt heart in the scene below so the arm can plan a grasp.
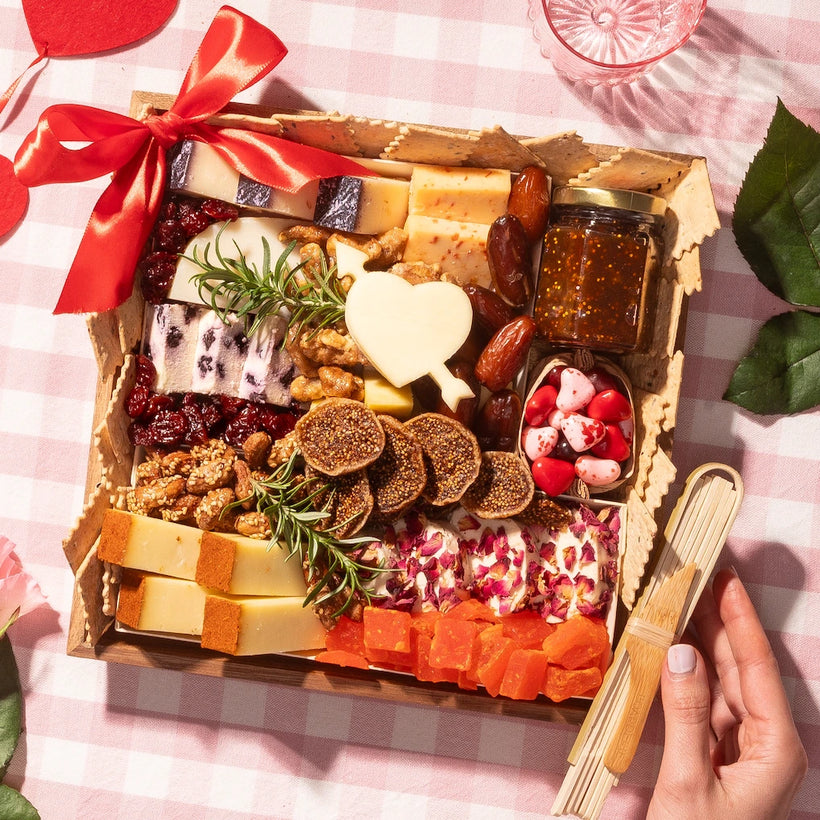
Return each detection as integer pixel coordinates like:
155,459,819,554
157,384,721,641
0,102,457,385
0,155,28,237
22,0,177,57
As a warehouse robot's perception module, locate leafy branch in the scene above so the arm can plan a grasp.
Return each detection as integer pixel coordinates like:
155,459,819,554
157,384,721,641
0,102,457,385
183,224,347,339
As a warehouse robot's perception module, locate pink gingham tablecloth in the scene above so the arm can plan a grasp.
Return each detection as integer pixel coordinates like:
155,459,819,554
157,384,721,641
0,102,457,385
0,1,818,817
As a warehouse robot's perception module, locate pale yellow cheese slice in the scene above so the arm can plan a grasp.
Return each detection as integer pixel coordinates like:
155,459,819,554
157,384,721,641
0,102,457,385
363,372,415,419
116,570,207,636
201,594,326,655
408,165,510,224
402,214,491,288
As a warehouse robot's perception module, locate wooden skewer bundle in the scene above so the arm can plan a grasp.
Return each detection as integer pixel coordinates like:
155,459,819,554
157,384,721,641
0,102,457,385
552,463,744,820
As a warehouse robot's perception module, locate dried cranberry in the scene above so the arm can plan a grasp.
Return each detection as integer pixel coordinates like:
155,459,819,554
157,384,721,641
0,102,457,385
260,408,296,440
224,404,261,447
179,209,211,239
219,394,246,419
145,393,175,416
175,199,199,221
198,396,224,431
134,355,157,389
125,386,151,418
156,219,188,253
181,401,209,446
141,251,178,304
146,410,187,445
201,199,239,221
128,421,153,447
160,200,178,221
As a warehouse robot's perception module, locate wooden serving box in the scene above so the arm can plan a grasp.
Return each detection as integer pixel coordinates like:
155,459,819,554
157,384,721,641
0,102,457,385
64,92,719,723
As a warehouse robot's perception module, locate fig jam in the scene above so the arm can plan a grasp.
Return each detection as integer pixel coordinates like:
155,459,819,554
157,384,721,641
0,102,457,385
533,187,665,353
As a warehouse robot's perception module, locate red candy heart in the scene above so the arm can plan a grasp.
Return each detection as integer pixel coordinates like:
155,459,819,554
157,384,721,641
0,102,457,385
587,389,632,423
531,457,576,497
524,384,557,426
585,366,621,394
22,0,177,57
0,156,28,237
591,423,631,462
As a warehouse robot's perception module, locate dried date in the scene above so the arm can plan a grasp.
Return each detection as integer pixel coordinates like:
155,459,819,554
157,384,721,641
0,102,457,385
462,283,516,338
475,389,522,451
487,214,533,307
507,165,551,245
474,315,536,392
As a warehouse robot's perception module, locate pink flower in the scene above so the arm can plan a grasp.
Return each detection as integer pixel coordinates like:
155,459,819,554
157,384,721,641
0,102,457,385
0,536,47,634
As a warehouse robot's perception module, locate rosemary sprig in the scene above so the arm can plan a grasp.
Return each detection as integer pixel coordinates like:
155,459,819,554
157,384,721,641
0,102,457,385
183,223,347,339
234,451,384,617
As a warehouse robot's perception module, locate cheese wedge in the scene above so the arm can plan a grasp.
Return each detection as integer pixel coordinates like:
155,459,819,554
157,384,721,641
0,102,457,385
314,176,409,235
169,140,319,219
363,373,414,419
201,594,326,655
402,214,491,288
116,570,207,636
408,165,511,224
98,510,308,597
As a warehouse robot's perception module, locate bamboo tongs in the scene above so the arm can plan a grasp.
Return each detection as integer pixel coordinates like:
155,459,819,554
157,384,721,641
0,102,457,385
552,463,744,820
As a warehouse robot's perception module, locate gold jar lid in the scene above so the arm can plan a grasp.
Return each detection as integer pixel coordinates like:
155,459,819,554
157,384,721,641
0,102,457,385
552,186,667,216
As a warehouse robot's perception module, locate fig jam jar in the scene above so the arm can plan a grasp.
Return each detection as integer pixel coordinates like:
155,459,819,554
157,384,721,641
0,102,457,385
533,187,666,353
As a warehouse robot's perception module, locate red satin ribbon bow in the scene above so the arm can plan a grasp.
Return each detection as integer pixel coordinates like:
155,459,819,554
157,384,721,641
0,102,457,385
14,6,370,314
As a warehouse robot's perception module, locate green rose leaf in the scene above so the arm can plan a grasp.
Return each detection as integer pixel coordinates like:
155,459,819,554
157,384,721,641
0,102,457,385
0,636,22,779
724,310,820,414
0,785,40,820
732,99,820,307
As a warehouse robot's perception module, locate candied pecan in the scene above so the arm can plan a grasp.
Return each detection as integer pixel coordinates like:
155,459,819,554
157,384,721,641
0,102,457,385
194,487,236,531
186,457,235,494
387,260,441,284
190,438,236,463
160,450,195,477
233,458,254,508
267,430,299,468
126,476,186,515
290,374,325,403
319,366,364,401
160,493,201,524
135,460,162,484
235,511,271,539
242,431,271,470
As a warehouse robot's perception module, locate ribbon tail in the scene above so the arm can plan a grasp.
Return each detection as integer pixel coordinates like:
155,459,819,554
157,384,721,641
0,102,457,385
54,143,166,314
0,48,48,119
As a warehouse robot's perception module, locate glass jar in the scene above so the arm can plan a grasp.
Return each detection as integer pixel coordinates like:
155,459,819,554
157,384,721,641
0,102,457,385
533,186,666,353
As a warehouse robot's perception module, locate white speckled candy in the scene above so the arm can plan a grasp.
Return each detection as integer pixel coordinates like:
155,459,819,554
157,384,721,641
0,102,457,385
575,454,621,486
548,408,570,429
560,413,606,452
556,367,596,412
521,424,559,461
618,416,634,445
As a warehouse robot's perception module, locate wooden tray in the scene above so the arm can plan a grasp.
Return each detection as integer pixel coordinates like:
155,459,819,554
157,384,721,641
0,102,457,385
64,92,720,723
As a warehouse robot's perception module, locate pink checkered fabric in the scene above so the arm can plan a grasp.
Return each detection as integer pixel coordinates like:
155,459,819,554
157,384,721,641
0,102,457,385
1,1,818,817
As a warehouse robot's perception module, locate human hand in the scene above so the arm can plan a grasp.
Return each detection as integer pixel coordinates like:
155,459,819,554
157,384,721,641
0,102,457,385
647,568,807,820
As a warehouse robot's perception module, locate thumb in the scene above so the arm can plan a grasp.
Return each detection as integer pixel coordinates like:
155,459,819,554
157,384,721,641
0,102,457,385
656,643,715,791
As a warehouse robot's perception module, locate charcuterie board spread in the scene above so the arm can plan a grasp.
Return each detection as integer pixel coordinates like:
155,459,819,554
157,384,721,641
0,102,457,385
64,89,719,721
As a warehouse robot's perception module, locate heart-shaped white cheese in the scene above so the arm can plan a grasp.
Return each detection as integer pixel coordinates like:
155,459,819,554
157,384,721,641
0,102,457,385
344,271,474,411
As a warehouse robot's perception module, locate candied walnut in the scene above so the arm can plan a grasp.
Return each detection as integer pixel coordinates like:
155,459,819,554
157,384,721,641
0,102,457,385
233,458,254,509
186,458,235,494
267,430,299,468
135,460,162,484
160,450,195,477
388,260,441,284
126,476,186,515
298,326,366,368
243,431,271,470
279,224,332,247
160,493,201,524
319,366,364,401
327,233,383,264
290,374,325,403
298,242,325,285
374,227,408,265
285,326,319,378
235,511,271,539
195,487,237,531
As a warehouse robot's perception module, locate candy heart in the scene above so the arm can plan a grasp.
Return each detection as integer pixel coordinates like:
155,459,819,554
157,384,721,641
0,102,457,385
0,156,28,238
22,0,177,57
521,424,559,461
546,364,566,389
560,413,606,452
584,366,621,394
575,454,621,487
548,408,569,429
531,457,576,497
587,388,632,422
524,384,557,426
345,271,474,411
556,367,596,412
591,423,631,462
618,417,634,445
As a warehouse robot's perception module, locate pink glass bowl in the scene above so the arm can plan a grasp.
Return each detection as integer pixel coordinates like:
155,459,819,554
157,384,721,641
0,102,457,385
530,0,708,86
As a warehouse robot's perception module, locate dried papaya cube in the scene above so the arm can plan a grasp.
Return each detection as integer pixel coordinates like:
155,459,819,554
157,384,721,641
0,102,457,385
315,650,370,670
541,615,609,670
476,634,517,698
498,648,549,700
363,606,412,653
443,597,500,624
429,618,479,671
413,632,459,683
542,665,602,702
410,609,442,638
325,615,366,655
500,609,556,649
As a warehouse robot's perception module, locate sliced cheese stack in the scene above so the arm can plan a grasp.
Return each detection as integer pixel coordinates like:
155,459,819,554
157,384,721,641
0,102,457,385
402,166,511,287
103,511,325,654
169,140,319,219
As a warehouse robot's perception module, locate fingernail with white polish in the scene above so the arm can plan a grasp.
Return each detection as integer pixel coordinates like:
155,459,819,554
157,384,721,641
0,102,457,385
667,643,696,676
